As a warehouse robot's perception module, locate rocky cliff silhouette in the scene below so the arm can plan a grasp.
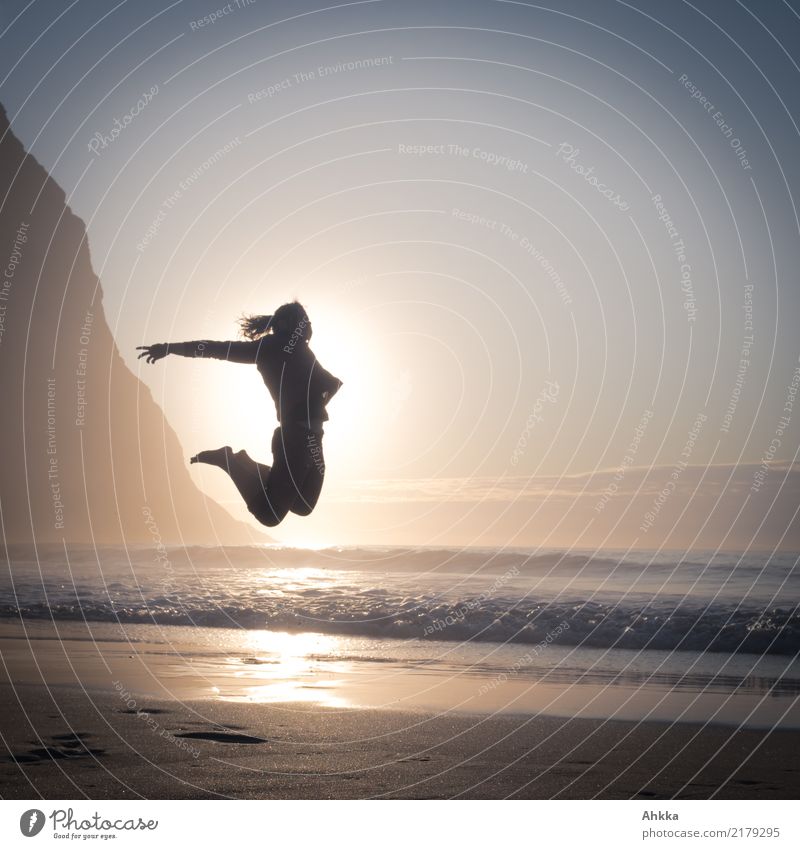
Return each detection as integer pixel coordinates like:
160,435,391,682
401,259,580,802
0,104,267,544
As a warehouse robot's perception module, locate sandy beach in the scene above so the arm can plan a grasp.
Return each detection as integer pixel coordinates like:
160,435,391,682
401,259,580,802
1,620,798,800
3,0,800,828
3,684,799,800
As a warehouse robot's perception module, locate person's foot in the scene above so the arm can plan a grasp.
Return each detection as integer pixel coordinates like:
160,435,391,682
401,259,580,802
232,449,272,484
190,446,233,469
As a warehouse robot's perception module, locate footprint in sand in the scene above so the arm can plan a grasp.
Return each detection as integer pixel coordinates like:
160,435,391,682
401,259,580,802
174,731,268,744
118,708,171,715
9,732,105,764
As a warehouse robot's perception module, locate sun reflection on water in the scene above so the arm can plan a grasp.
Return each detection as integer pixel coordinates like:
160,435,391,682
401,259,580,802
218,630,350,707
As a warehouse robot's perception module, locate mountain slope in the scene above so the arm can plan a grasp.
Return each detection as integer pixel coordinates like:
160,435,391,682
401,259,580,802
0,103,267,545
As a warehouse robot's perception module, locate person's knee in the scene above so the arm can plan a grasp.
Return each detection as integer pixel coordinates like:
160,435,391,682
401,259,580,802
249,503,288,527
255,513,282,527
290,501,314,517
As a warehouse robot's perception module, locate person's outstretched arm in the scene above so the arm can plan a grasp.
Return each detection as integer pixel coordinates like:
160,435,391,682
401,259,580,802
137,340,260,364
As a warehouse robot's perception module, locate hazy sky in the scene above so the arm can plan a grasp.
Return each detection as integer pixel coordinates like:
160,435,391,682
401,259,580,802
2,0,799,547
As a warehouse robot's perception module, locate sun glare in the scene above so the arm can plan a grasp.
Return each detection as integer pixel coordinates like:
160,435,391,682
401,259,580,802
222,630,347,706
308,299,415,478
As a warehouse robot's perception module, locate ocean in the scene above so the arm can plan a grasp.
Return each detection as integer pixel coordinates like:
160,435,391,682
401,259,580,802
2,545,798,726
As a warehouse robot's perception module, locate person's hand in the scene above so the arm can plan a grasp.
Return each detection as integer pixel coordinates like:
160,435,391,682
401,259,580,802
136,343,168,364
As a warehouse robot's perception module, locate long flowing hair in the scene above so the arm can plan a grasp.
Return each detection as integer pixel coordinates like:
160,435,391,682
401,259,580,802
238,301,312,341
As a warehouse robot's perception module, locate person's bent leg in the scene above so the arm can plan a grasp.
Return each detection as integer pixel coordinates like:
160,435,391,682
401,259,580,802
196,428,325,527
252,427,309,525
289,430,325,516
191,445,289,527
242,427,312,527
234,447,296,527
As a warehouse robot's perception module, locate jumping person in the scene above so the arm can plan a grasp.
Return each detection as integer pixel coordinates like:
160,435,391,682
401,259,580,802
137,301,342,527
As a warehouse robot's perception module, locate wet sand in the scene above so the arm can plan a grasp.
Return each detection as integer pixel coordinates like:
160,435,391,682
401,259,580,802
2,683,799,799
1,621,798,799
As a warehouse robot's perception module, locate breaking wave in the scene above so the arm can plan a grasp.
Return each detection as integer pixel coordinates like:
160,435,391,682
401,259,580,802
2,545,798,655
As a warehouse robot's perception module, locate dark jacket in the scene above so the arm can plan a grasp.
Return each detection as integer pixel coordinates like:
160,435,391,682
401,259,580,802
168,335,342,428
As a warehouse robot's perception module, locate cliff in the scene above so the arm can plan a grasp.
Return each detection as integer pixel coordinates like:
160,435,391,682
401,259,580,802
0,103,267,544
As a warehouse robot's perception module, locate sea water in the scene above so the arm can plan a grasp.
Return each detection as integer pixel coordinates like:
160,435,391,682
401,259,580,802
2,545,798,725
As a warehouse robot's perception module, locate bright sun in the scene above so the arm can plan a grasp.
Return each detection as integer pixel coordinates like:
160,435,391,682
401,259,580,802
197,299,390,470
190,297,412,544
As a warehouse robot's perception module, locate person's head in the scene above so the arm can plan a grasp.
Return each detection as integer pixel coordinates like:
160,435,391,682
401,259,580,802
239,301,312,341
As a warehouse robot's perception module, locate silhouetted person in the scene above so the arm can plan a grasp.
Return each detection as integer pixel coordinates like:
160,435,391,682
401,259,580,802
137,301,342,527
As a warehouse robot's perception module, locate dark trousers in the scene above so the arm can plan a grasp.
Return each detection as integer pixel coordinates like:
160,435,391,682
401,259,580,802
230,425,325,527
